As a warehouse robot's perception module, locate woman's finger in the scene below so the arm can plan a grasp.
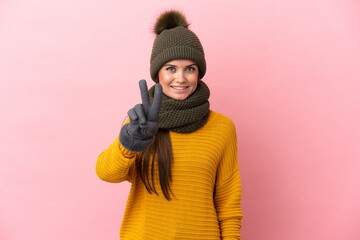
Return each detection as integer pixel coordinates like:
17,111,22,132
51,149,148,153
139,80,150,110
133,104,147,126
148,83,162,121
127,108,138,124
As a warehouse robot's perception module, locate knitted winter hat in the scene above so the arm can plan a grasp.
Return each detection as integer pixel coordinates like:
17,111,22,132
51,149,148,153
150,10,206,81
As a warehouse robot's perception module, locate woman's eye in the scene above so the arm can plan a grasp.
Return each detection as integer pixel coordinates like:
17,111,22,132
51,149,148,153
166,67,175,72
186,67,195,71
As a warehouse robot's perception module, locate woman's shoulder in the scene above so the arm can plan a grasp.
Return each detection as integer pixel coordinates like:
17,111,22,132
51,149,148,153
207,110,236,132
208,110,235,124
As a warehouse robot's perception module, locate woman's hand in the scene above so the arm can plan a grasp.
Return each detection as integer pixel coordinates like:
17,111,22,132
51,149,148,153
119,80,162,152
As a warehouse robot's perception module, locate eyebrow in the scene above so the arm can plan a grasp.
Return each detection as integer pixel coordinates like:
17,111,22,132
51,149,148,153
163,63,197,67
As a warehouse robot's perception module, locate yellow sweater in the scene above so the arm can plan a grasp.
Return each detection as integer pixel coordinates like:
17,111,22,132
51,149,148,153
96,110,243,239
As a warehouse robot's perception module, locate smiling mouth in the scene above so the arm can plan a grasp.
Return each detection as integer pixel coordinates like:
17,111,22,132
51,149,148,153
171,86,188,89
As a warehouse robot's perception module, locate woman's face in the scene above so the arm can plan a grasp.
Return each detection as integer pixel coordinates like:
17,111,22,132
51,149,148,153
158,59,199,100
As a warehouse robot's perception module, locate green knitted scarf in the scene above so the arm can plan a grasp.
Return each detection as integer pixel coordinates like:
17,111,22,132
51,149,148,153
149,81,210,133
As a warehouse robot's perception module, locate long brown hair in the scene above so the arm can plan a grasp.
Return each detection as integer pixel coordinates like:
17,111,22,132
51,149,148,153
135,129,174,200
136,72,201,200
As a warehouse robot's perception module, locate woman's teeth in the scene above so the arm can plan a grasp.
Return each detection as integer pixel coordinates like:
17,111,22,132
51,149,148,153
172,86,187,89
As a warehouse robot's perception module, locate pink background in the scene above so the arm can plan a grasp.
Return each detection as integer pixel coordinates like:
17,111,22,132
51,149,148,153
1,0,359,239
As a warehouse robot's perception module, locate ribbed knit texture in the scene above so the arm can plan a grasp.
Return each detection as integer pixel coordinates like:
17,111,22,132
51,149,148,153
149,81,210,133
96,111,243,239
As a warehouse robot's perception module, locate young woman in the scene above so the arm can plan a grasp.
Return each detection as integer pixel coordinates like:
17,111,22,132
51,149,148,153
96,10,243,240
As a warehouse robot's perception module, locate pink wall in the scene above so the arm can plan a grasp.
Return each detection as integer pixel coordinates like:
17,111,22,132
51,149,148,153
1,0,359,239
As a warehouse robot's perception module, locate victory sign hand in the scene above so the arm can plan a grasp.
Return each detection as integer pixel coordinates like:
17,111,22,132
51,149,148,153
119,80,162,152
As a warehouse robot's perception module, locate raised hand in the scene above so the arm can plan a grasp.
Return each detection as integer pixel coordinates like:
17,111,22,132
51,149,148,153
119,80,162,152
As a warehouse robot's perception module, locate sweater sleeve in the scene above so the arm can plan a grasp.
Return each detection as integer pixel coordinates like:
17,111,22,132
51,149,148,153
214,119,243,240
95,137,137,184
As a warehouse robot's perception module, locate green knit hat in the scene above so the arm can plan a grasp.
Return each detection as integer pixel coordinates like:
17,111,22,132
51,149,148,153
150,10,206,82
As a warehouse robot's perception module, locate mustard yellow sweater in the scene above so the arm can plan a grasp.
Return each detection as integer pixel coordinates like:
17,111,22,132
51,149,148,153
96,110,243,239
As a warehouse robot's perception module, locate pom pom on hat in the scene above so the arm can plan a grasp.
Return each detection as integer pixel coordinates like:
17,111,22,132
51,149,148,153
150,10,206,81
153,10,189,35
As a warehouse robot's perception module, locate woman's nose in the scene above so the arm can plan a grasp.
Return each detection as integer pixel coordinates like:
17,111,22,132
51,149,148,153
175,71,186,82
